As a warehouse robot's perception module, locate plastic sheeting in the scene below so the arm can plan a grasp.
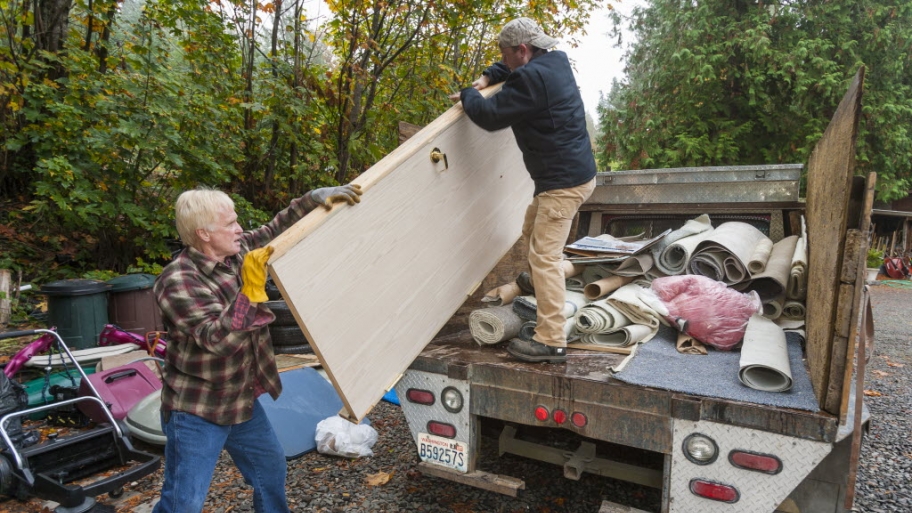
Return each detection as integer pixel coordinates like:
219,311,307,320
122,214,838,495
651,275,761,351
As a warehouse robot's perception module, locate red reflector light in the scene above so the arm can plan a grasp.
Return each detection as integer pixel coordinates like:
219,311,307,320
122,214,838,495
689,479,740,503
571,412,587,427
552,409,567,424
406,389,435,405
427,421,456,438
534,406,549,422
729,450,783,474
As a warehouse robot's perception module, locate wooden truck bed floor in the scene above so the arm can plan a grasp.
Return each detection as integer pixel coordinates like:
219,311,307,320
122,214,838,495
409,330,839,453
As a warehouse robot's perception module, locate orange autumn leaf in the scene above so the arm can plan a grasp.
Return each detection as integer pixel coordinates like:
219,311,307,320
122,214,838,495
863,390,883,397
366,471,393,486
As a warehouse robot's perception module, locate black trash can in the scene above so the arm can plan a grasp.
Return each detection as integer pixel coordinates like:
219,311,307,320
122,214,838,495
41,279,112,350
106,274,164,337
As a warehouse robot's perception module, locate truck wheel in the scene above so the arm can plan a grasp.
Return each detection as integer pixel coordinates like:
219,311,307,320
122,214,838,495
264,300,297,326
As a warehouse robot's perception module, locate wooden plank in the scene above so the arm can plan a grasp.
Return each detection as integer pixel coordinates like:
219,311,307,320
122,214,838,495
833,284,855,339
804,67,865,412
844,288,873,508
417,461,525,496
837,172,877,422
567,343,634,355
267,85,532,421
840,229,862,284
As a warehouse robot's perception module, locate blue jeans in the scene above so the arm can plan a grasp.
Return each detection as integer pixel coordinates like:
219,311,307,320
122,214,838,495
152,401,289,513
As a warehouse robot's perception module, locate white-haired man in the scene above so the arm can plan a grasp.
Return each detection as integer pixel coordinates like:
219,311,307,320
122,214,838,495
152,183,360,512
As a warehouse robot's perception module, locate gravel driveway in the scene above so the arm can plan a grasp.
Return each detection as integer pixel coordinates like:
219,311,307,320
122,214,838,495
5,284,911,512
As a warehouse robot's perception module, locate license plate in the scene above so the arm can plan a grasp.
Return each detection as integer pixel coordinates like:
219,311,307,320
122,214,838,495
417,432,468,473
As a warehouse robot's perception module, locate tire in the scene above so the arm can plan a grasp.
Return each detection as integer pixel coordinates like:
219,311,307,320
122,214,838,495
268,325,308,347
265,281,282,301
264,300,297,326
273,344,314,355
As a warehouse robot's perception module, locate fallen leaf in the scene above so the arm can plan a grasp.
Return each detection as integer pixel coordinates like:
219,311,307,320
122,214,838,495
872,370,890,377
863,390,883,397
886,362,905,368
366,471,393,486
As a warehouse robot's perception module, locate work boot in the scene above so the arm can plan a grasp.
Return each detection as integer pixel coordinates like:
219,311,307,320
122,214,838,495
516,272,535,295
506,338,566,363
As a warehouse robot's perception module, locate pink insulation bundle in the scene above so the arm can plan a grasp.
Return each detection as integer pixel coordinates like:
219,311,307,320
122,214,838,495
651,275,761,351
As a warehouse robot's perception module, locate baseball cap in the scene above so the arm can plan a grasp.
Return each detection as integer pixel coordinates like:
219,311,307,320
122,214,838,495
498,17,559,49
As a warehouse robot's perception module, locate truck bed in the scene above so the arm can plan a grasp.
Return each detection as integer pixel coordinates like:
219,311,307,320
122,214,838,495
409,330,839,454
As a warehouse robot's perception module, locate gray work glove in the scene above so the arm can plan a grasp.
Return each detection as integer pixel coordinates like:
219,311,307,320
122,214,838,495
311,183,363,209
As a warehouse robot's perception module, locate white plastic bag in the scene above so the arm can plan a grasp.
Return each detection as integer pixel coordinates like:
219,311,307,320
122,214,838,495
315,415,378,458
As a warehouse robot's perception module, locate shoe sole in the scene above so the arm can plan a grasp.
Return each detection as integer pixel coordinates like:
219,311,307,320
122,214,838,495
506,346,567,364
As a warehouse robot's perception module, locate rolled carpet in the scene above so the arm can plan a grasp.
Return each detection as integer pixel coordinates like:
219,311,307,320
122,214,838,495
519,319,576,342
604,284,668,343
579,324,653,347
469,305,524,345
782,300,806,320
787,217,808,300
652,214,713,275
762,291,785,320
736,235,799,304
574,299,631,333
512,291,588,321
739,314,793,392
657,227,715,276
582,265,614,285
612,254,654,277
689,222,770,284
748,238,774,274
566,275,587,292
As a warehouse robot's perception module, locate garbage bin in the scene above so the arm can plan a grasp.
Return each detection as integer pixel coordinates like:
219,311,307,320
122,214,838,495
106,274,164,337
41,279,112,350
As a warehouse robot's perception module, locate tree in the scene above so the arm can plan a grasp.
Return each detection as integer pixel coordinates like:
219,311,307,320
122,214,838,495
598,0,912,202
322,0,605,182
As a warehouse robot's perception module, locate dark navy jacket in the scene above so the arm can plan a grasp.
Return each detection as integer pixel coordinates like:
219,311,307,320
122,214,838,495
460,51,597,196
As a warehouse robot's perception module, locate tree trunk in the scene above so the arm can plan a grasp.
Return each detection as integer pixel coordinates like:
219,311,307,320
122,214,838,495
37,0,74,79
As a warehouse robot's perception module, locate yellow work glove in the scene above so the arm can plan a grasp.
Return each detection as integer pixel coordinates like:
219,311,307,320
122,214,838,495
311,183,363,209
240,246,274,303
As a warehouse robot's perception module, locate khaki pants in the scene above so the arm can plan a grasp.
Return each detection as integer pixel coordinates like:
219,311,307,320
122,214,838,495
522,177,596,347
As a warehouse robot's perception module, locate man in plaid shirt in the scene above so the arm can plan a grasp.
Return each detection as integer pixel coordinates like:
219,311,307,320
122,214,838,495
152,183,361,513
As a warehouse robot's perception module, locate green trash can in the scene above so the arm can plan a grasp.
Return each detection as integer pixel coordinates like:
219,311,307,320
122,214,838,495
40,279,112,350
106,273,164,336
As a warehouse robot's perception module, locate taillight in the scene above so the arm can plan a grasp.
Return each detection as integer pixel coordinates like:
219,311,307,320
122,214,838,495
729,450,783,474
689,479,739,503
552,409,567,424
427,421,456,438
570,412,587,427
534,406,549,421
406,389,435,405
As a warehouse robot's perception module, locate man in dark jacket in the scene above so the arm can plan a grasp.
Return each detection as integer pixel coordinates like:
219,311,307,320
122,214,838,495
455,17,597,363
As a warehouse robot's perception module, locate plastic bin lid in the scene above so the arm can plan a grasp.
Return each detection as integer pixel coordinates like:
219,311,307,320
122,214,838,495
106,273,157,292
40,279,112,296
